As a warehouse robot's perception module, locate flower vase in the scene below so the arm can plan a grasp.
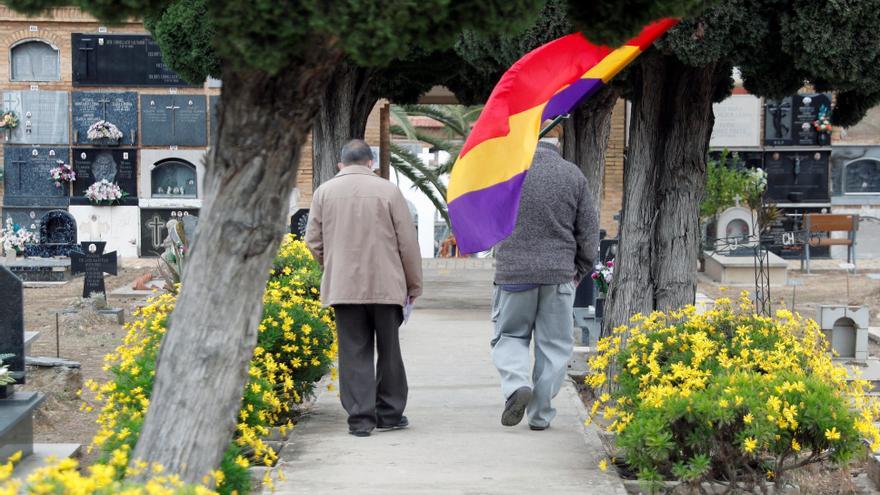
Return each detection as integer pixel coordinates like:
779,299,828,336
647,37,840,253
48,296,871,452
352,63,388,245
595,297,605,319
816,131,831,146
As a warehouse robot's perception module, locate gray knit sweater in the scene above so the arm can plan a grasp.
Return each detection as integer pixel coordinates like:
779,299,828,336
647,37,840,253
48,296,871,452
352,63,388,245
494,142,599,285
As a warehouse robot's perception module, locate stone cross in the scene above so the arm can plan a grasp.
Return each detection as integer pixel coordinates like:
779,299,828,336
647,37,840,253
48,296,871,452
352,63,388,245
147,215,167,250
165,100,181,137
70,241,117,298
0,266,25,384
77,45,94,74
10,159,26,191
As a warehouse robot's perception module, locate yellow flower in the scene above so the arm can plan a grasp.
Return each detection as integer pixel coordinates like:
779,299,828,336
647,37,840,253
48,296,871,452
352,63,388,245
743,413,753,424
825,427,841,441
743,437,758,453
598,458,608,471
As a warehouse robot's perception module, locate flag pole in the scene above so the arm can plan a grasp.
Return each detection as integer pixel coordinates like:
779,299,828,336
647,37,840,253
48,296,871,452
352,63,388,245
538,113,570,138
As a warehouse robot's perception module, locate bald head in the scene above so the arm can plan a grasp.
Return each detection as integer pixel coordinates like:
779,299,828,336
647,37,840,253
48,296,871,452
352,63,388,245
339,139,374,169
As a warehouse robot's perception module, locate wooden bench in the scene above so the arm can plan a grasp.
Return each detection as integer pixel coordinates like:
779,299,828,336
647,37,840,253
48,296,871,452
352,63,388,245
801,213,859,273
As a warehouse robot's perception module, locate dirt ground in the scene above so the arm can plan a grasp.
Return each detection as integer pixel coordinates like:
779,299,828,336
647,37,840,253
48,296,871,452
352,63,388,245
19,262,158,463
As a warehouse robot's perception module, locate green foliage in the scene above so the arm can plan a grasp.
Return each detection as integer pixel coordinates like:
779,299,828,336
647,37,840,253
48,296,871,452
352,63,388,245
569,0,710,46
700,151,766,220
144,0,219,83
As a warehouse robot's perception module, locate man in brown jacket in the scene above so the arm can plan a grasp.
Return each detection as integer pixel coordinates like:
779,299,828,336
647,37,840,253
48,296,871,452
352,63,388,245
305,139,423,437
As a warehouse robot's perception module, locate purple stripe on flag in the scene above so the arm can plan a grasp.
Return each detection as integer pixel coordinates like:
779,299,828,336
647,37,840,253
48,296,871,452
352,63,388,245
448,171,528,254
541,78,604,121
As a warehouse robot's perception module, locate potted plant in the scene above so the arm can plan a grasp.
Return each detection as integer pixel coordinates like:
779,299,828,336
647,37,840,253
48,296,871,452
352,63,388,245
813,105,832,146
591,260,613,318
1,218,36,262
48,159,76,190
85,179,127,206
87,120,124,145
0,110,19,140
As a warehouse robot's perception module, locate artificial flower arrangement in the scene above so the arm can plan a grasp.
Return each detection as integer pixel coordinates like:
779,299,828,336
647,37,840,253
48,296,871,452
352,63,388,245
85,179,126,205
0,111,19,130
591,260,614,296
87,120,124,141
48,159,76,188
0,218,36,255
0,354,16,387
813,105,832,133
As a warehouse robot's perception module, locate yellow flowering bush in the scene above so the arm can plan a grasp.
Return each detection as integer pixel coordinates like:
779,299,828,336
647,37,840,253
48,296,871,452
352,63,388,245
76,235,334,495
586,293,880,492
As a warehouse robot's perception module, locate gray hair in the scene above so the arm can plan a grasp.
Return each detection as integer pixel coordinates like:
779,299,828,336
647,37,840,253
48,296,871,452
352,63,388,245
340,139,374,166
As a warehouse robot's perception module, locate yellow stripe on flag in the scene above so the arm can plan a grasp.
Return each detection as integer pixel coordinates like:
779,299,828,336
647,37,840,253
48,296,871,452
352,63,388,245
448,104,546,203
583,45,642,82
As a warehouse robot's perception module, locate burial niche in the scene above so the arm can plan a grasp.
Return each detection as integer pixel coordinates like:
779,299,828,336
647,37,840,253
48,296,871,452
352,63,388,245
40,210,76,245
10,40,60,81
843,158,880,194
151,159,197,198
829,317,857,359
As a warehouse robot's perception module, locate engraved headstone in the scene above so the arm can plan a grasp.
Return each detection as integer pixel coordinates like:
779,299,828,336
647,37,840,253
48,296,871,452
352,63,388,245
71,148,138,206
71,34,194,87
2,146,70,207
70,241,117,298
1,91,68,144
140,95,207,146
71,91,137,145
140,208,198,257
763,150,830,203
764,94,832,147
0,266,25,384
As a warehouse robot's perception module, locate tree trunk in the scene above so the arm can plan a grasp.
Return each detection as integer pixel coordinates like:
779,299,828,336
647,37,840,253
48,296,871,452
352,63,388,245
562,86,619,213
605,52,726,332
132,48,342,483
312,63,379,189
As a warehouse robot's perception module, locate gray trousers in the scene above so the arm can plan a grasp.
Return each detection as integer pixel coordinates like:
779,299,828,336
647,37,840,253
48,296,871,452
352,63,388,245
490,283,575,428
333,304,407,432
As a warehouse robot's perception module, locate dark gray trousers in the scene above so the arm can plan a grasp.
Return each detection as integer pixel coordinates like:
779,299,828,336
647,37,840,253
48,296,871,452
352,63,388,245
333,304,408,432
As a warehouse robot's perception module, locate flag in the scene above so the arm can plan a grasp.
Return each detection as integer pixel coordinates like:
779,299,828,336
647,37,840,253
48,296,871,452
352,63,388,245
446,18,678,254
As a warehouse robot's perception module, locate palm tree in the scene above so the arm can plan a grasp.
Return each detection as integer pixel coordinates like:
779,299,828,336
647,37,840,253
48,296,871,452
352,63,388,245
389,104,482,231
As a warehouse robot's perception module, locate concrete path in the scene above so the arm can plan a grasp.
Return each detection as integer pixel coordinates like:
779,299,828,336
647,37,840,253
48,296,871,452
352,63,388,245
273,308,625,494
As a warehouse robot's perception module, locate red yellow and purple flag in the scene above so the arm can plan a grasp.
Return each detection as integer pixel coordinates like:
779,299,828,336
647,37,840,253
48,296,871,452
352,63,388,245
446,18,678,254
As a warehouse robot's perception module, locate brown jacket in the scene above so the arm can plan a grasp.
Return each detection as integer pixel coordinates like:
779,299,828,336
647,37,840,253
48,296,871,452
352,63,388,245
305,166,423,307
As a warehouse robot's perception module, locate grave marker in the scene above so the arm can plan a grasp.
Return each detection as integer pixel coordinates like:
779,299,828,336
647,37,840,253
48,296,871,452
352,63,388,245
70,242,117,298
764,94,832,146
71,148,138,205
71,92,137,145
140,95,208,146
2,146,70,207
0,266,25,384
0,91,69,145
139,209,199,257
71,34,194,87
763,150,831,203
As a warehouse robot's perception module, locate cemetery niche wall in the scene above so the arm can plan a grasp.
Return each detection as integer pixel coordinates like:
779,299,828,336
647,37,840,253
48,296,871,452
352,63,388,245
70,148,138,206
139,149,205,209
831,146,880,200
1,91,69,145
140,208,199,257
140,95,207,147
71,91,138,146
2,146,70,229
24,210,77,258
764,93,832,147
9,39,60,82
71,34,194,87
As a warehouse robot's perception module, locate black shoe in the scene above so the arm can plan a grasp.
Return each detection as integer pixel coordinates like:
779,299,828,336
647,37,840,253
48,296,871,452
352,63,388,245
349,429,371,437
529,424,548,431
377,416,409,431
502,387,532,427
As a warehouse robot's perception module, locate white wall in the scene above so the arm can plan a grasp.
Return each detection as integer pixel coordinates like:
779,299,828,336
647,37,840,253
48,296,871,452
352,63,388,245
389,148,448,258
69,205,139,258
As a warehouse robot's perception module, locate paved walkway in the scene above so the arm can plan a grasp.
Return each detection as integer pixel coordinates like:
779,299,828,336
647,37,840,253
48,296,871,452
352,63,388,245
273,308,625,494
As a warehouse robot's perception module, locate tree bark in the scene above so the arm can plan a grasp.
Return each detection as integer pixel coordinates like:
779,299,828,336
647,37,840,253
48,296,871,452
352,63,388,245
605,52,726,332
562,86,619,213
312,63,379,189
132,46,342,483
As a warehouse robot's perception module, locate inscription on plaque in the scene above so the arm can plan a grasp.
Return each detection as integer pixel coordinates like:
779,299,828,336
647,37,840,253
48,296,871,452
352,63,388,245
764,150,830,203
72,34,194,87
1,91,69,144
140,208,199,257
71,241,118,298
72,91,137,145
141,95,207,146
2,146,70,207
71,148,138,205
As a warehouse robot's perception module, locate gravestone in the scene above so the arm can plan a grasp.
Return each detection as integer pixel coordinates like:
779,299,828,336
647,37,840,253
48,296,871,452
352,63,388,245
140,95,208,146
2,146,70,207
763,150,831,203
764,94,832,146
818,306,869,361
0,267,25,384
0,265,45,463
140,209,199,257
25,210,77,258
10,40,60,82
70,148,138,206
71,91,137,145
70,242,117,298
71,34,194,87
1,91,68,144
290,209,310,240
150,159,197,198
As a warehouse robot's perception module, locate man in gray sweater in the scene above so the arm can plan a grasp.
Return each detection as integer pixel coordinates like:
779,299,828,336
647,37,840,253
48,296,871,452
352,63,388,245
492,126,599,430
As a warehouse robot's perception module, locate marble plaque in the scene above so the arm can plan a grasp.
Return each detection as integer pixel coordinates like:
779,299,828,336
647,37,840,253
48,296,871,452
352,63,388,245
2,146,70,207
140,208,199,257
71,34,194,87
1,91,69,144
764,150,830,203
71,91,137,145
140,95,207,146
71,148,138,206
